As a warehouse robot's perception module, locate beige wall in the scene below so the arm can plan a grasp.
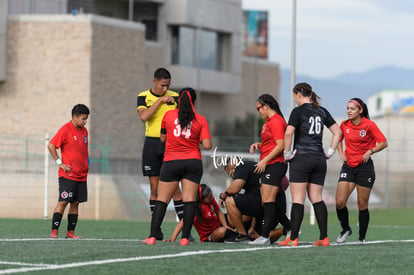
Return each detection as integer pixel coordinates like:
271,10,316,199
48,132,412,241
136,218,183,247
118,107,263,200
0,14,280,169
1,16,92,137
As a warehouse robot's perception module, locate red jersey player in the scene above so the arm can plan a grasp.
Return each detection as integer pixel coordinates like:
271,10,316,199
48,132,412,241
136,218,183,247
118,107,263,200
335,98,387,245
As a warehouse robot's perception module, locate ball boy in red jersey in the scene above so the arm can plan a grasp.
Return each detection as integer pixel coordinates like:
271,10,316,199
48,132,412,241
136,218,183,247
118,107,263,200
48,104,90,239
165,184,231,243
335,98,387,245
143,87,212,246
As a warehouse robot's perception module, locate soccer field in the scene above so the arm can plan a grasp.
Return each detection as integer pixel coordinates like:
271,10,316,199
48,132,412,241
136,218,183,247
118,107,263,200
1,209,413,274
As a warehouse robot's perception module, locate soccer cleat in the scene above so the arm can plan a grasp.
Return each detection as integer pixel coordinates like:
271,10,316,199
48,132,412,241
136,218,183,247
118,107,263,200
225,234,250,244
180,238,190,246
143,237,156,245
312,237,330,247
336,229,352,243
187,234,195,242
49,229,58,239
65,231,82,239
248,236,270,245
278,237,299,246
358,239,367,245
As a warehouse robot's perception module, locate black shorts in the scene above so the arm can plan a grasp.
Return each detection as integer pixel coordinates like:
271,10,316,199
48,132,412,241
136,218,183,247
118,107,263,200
159,159,203,184
260,162,287,187
58,177,87,202
289,154,327,185
142,137,165,177
234,192,263,218
338,158,376,188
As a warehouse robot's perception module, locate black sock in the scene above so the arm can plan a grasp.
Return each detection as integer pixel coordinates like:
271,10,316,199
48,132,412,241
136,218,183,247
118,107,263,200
275,205,291,232
313,201,328,239
173,199,184,220
67,214,78,231
150,201,167,239
359,209,370,240
336,206,350,231
182,201,196,239
262,202,276,238
149,200,156,214
51,212,63,230
290,203,304,240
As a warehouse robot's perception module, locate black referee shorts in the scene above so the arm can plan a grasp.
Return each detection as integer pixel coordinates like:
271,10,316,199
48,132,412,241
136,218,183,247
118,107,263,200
142,137,165,177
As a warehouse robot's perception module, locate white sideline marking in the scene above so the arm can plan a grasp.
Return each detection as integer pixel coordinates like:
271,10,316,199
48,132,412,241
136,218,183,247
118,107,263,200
0,239,413,274
0,238,140,242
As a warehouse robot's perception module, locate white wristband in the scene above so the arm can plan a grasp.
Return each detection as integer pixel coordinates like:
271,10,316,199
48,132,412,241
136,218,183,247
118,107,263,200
56,159,62,165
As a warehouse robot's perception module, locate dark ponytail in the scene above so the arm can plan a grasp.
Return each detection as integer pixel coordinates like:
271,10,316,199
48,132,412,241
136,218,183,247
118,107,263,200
196,184,211,223
293,82,320,107
178,87,197,129
349,97,370,119
257,93,285,120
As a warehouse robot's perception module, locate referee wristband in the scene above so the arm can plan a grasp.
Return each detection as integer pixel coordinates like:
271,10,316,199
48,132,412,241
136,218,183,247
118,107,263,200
56,159,62,165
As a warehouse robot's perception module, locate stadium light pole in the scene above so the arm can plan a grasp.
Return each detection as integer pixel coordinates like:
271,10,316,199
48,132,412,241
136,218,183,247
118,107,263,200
290,0,297,111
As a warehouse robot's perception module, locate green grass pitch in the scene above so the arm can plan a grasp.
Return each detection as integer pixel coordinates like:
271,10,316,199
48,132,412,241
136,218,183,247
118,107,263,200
1,208,413,274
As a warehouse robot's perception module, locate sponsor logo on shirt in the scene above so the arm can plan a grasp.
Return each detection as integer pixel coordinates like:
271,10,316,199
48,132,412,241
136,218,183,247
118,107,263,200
144,165,152,171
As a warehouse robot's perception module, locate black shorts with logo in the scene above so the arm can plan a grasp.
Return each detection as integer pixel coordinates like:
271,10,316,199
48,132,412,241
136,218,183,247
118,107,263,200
289,153,327,185
159,159,203,184
338,158,376,188
142,137,165,177
260,162,287,187
58,177,87,202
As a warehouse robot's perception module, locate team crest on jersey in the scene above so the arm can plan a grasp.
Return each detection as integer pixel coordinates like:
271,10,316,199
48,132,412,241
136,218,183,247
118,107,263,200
73,136,77,141
359,130,367,137
61,191,69,199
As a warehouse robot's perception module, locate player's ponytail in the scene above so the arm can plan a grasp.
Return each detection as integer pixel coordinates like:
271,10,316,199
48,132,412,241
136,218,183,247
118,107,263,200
178,87,197,130
294,82,320,107
196,184,211,223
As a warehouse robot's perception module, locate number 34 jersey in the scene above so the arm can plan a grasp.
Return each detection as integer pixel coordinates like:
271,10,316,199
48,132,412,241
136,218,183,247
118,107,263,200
288,103,336,155
161,109,211,161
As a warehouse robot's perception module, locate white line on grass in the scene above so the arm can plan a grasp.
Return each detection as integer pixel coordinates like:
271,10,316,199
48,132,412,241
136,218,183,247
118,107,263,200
0,238,140,242
0,239,413,274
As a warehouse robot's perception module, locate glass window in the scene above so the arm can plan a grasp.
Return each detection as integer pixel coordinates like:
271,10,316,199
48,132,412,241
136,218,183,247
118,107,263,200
171,26,227,71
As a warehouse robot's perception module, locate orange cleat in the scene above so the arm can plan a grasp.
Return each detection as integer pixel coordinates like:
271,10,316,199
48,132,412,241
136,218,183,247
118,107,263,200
65,231,82,239
278,237,299,246
143,237,156,245
180,238,190,246
49,229,58,239
312,237,330,247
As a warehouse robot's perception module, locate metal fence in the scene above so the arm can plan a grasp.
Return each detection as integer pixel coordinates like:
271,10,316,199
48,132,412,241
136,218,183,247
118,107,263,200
0,134,413,221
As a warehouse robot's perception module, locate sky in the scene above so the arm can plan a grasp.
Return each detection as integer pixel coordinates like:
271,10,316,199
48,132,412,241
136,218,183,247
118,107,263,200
242,0,414,79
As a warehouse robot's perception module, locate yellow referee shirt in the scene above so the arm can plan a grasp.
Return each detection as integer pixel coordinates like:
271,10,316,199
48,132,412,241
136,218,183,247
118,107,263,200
137,89,179,138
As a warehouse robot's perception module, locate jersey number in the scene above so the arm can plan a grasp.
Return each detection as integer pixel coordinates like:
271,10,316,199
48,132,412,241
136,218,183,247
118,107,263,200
173,119,192,138
308,116,322,135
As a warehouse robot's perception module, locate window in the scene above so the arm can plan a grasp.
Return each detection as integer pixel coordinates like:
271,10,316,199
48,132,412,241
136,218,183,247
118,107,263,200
171,26,228,71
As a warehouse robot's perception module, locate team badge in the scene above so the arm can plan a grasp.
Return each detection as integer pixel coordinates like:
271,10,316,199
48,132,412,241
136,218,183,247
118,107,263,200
359,130,367,137
61,191,69,199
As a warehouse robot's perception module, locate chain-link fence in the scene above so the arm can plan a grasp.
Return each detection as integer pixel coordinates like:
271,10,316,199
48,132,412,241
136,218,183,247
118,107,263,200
0,133,413,221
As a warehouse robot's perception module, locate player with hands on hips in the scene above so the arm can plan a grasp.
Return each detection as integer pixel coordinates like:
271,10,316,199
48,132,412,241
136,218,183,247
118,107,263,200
335,98,387,245
278,82,342,247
